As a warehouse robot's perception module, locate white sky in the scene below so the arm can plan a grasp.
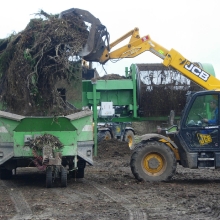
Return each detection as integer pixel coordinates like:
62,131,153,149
1,0,220,78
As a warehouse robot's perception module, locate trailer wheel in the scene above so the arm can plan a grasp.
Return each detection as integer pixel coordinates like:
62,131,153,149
0,169,12,180
46,166,53,188
130,141,176,181
61,166,67,187
77,167,85,178
72,168,85,178
71,159,85,178
97,130,111,142
124,130,135,150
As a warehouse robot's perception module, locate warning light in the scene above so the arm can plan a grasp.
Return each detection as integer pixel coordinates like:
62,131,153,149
142,36,149,42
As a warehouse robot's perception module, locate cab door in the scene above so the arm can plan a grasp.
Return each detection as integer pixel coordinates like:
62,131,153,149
180,92,219,150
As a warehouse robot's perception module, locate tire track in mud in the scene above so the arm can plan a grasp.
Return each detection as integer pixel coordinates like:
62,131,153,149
49,178,147,220
1,180,32,220
90,161,148,219
87,180,148,220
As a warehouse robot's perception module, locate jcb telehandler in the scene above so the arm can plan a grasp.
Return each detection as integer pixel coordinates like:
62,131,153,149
60,8,220,181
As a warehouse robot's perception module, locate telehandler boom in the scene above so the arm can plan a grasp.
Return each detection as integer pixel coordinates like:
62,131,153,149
60,8,220,90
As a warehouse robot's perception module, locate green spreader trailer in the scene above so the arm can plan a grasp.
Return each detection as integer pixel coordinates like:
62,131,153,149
0,110,94,188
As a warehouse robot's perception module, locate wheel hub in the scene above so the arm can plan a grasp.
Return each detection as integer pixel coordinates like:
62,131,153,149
148,158,160,169
143,153,165,175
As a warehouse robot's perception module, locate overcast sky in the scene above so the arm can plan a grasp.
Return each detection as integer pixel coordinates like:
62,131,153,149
1,0,220,78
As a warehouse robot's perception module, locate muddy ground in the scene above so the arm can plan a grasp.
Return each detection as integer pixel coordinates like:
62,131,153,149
1,138,220,220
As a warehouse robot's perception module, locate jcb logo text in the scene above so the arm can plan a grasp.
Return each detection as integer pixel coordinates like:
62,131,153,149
184,62,210,81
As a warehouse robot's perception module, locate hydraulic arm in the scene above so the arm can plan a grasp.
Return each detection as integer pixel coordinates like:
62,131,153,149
60,8,220,90
97,27,220,91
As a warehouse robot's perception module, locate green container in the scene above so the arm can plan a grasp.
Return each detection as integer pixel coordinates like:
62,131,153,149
0,110,93,165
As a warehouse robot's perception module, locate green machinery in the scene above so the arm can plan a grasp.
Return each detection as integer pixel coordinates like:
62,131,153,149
82,63,216,156
0,55,94,187
0,110,94,187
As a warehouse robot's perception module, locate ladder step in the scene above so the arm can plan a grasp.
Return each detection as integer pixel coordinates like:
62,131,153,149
198,166,215,169
198,158,214,161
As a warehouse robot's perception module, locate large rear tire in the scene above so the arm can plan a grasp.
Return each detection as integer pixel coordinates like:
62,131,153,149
124,130,135,150
61,166,67,187
71,160,86,178
46,166,53,188
75,168,85,178
0,169,12,180
97,130,111,142
130,141,176,181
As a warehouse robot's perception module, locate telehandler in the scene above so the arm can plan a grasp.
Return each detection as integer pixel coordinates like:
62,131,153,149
61,8,220,181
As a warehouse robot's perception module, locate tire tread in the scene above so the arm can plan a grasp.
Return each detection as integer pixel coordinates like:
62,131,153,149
130,141,177,182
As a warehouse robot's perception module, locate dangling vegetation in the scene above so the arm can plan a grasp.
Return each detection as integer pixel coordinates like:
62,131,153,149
0,10,88,116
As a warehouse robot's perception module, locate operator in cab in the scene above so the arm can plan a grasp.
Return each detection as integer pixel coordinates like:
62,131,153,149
202,100,218,125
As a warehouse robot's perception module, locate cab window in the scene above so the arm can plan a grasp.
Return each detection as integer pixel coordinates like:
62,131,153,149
185,94,218,127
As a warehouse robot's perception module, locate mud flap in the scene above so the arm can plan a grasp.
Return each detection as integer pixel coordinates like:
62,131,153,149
0,143,14,166
77,141,94,165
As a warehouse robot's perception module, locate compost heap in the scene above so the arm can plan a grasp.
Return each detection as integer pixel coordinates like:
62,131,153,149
97,73,126,80
0,10,88,116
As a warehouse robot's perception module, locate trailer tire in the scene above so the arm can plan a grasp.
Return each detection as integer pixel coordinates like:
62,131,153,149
76,168,85,178
0,169,12,180
124,130,135,150
130,141,176,182
61,166,67,187
71,168,85,178
71,160,85,178
97,130,111,143
46,166,53,188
